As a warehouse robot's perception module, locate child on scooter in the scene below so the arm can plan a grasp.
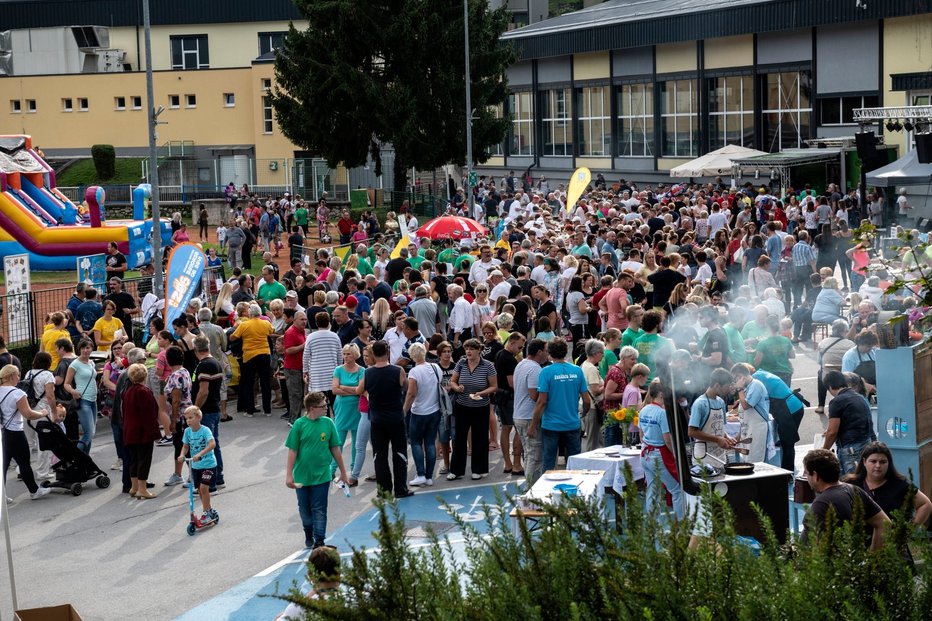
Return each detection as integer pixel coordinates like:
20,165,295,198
177,405,217,522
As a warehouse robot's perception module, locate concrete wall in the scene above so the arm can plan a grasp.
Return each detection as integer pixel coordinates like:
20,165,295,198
1,68,258,150
108,22,303,72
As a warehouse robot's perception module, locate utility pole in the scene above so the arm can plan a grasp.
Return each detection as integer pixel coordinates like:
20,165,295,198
463,0,473,215
143,0,163,296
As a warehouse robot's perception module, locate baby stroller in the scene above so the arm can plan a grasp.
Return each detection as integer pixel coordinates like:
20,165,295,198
30,419,110,496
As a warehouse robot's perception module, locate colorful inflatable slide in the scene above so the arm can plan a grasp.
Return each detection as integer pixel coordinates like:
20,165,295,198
0,135,170,270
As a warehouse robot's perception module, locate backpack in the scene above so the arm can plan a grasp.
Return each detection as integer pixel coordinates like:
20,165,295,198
17,370,42,407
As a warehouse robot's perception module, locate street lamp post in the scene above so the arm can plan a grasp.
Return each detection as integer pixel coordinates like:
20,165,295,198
463,0,473,215
143,0,163,296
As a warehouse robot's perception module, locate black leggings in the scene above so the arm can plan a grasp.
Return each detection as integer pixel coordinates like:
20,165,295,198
199,222,208,238
2,428,38,493
125,442,154,480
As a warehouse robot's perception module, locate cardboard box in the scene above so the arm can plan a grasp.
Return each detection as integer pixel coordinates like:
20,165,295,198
14,604,83,621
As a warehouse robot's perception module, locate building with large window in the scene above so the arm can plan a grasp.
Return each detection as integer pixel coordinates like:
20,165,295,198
484,0,932,182
0,0,369,197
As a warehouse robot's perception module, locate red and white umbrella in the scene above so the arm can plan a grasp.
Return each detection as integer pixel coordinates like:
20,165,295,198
416,215,489,240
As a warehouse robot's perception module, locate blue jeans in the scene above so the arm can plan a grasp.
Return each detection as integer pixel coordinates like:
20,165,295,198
838,440,870,476
76,398,97,454
408,411,440,478
295,481,330,548
541,427,581,473
200,411,224,485
351,412,371,481
642,447,684,519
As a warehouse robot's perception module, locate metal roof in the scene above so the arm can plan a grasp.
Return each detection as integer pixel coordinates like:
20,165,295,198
502,0,771,40
731,149,842,168
502,0,932,60
0,0,302,30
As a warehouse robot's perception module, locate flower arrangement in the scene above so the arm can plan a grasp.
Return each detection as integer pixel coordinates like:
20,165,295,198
603,406,639,446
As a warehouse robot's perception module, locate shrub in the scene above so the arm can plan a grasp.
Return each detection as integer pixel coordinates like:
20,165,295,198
90,144,116,180
277,476,932,620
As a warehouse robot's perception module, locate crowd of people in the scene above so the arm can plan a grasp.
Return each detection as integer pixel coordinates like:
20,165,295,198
3,172,931,552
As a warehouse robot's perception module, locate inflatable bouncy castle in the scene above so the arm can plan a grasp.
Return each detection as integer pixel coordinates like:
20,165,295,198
0,135,171,270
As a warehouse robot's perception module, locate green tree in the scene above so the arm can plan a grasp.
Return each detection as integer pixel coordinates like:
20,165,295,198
272,0,513,193
90,144,116,180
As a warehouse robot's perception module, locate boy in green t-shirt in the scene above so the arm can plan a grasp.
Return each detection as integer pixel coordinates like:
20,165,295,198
285,391,349,549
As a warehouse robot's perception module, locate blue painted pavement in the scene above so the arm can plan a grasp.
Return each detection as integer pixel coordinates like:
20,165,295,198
175,481,519,620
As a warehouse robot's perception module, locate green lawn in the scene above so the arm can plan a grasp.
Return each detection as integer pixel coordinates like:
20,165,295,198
56,158,146,187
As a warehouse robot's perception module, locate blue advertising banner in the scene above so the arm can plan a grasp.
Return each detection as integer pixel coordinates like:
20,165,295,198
163,242,207,335
76,254,107,286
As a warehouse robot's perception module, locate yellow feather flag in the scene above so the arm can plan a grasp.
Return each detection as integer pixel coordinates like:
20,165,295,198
334,243,353,266
565,167,592,212
390,212,410,259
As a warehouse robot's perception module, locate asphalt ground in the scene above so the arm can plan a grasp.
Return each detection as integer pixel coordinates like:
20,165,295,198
0,344,826,620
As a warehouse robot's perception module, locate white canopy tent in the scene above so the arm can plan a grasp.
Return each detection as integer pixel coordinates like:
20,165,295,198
669,144,768,178
866,149,932,186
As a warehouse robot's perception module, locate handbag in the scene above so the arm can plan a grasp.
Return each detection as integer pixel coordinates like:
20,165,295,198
59,367,93,414
433,364,453,418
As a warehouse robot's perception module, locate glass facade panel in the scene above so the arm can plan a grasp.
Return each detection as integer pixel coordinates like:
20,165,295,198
616,83,654,157
509,91,534,156
491,103,504,156
660,79,697,157
577,86,611,156
762,70,812,150
708,75,754,150
541,88,573,156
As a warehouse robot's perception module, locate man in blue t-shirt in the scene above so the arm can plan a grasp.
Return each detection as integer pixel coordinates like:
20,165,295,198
529,339,590,472
753,368,805,471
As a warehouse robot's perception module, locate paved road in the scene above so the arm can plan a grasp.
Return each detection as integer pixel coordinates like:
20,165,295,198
0,344,828,620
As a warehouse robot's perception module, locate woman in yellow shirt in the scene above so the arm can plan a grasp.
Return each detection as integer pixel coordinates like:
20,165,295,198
230,304,274,417
93,301,123,352
41,311,70,368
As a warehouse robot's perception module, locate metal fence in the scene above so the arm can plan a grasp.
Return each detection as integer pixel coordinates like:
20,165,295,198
0,266,226,365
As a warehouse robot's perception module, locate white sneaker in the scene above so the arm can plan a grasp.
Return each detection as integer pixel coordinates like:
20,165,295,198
164,473,184,486
409,475,428,487
111,459,122,471
446,473,461,481
31,487,51,500
425,479,433,486
470,473,488,480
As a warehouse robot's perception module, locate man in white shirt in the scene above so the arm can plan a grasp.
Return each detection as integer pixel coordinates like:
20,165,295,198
896,187,913,228
468,245,500,285
708,204,729,235
530,254,548,284
447,284,474,345
507,192,525,221
488,270,511,302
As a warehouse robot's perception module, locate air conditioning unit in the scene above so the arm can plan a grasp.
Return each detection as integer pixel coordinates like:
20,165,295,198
71,26,109,50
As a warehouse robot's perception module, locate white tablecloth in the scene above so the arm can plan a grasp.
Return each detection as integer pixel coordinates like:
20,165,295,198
511,469,608,534
524,469,608,505
566,446,645,496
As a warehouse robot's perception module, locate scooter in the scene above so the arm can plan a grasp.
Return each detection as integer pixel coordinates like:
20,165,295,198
184,458,219,536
